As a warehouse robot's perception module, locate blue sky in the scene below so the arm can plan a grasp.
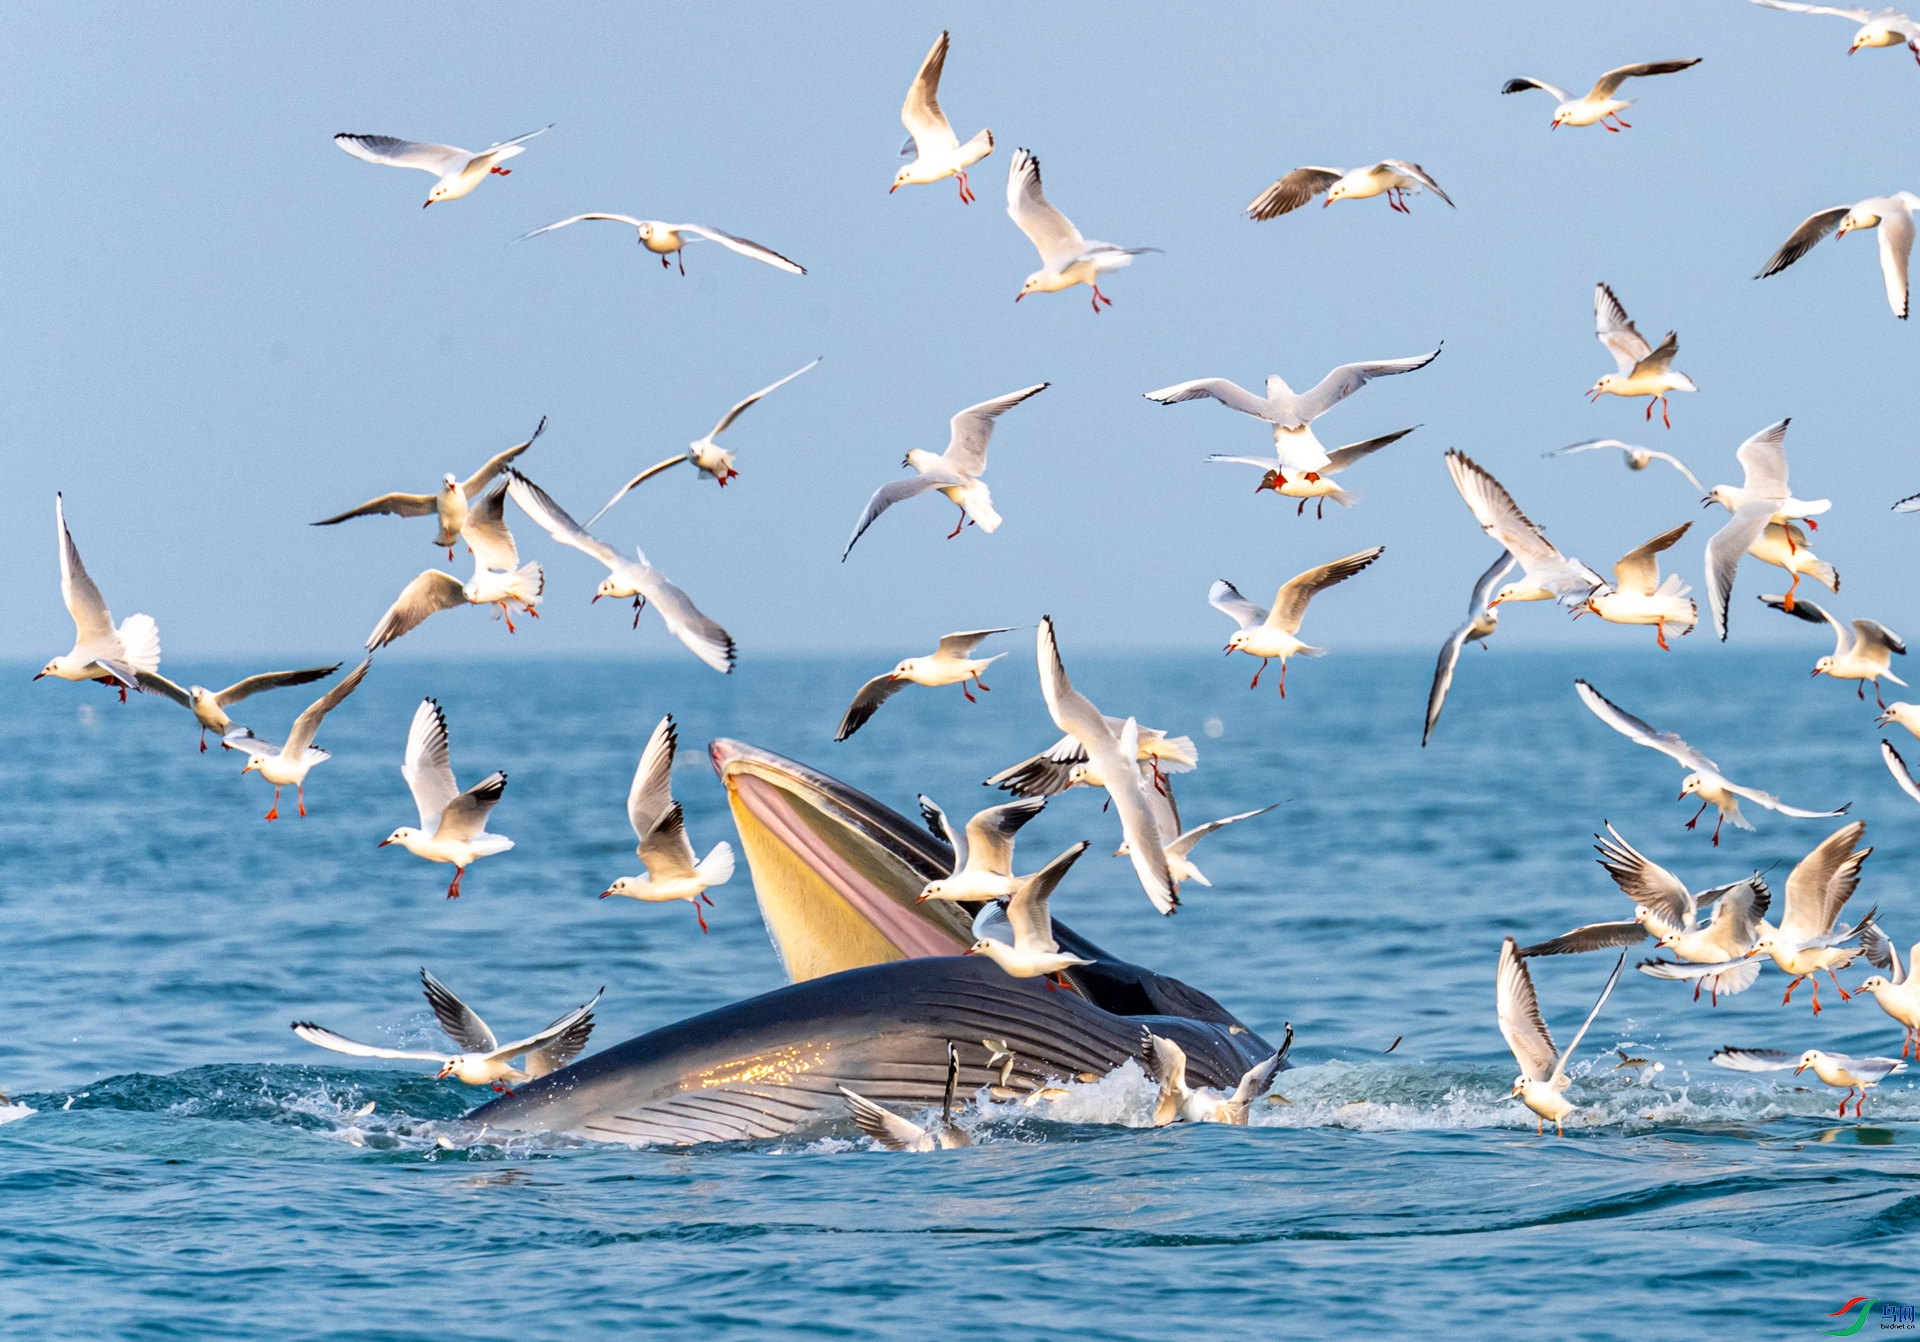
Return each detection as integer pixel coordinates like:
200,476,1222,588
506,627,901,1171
7,0,1919,663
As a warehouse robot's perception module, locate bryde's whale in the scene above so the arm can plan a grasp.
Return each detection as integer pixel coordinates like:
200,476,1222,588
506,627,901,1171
467,739,1279,1143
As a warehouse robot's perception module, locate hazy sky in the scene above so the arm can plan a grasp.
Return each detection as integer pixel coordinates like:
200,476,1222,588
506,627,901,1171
7,1,1919,663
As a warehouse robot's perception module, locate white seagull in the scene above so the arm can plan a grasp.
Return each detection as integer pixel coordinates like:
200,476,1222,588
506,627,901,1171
363,481,543,650
1499,59,1702,130
1423,552,1518,747
1749,1,1920,63
293,970,597,1092
514,214,804,276
917,796,1047,904
1210,548,1385,697
311,418,546,559
1037,617,1177,913
1879,706,1920,740
505,471,734,673
599,715,735,932
1497,940,1625,1135
1543,438,1704,491
1587,284,1696,428
1142,1026,1291,1126
985,721,1197,798
1006,148,1157,311
1859,920,1920,1057
1758,192,1920,318
587,360,817,520
1762,595,1906,705
334,127,551,207
1575,679,1849,844
1581,524,1697,649
1704,419,1831,640
891,31,994,202
967,841,1096,981
1210,426,1418,518
1445,450,1603,606
842,383,1048,560
1147,347,1440,475
1245,162,1454,219
224,660,371,822
840,1042,974,1151
1748,521,1838,608
835,629,1010,740
1744,822,1875,1014
378,698,513,899
37,494,161,700
1711,1045,1904,1118
137,664,341,752
1883,738,1920,811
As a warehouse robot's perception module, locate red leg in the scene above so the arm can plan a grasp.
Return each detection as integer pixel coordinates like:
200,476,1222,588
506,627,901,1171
1856,1091,1867,1118
961,681,977,704
1811,978,1824,1015
1316,498,1326,520
1296,498,1306,517
199,732,208,753
973,675,991,693
1644,398,1655,420
1710,812,1724,846
447,866,464,899
1783,975,1803,1005
1710,977,1720,1007
503,606,516,634
1692,977,1703,1002
1839,1091,1850,1118
946,504,967,540
1603,120,1621,133
490,166,512,176
1277,660,1289,699
677,251,686,276
695,901,709,933
1876,683,1888,710
1684,800,1710,830
264,788,281,823
1858,681,1867,701
297,785,307,819
1660,398,1672,429
1248,657,1266,690
1827,969,1853,1001
1783,572,1800,610
1656,624,1670,652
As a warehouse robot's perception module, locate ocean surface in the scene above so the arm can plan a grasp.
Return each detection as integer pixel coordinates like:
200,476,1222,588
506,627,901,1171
5,647,1918,1338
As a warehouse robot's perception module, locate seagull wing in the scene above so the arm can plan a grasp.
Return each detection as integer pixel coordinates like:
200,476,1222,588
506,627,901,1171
364,570,467,653
489,993,603,1066
462,481,519,570
291,1022,448,1064
1588,59,1702,99
504,470,623,569
626,715,678,843
918,794,963,869
1468,552,1520,613
1884,739,1920,808
962,797,1048,874
1324,426,1418,474
1719,780,1850,820
1641,450,1706,492
1106,719,1177,914
310,491,439,526
709,358,820,440
1879,199,1913,318
1166,804,1279,860
1704,877,1772,954
1266,547,1384,634
284,659,370,756
1630,330,1680,379
585,457,687,527
512,213,647,243
638,803,701,882
401,698,461,831
1779,821,1869,943
419,969,497,1054
1035,617,1112,744
1574,679,1716,773
1612,522,1690,597
1594,283,1651,372
1705,502,1776,640
935,627,1012,658
134,670,192,709
1550,953,1626,1085
631,557,736,673
1005,841,1089,953
840,1087,932,1151
1735,419,1793,494
983,736,1085,797
841,475,953,561
55,494,114,644
943,383,1049,477
213,664,340,707
1423,620,1476,748
1143,377,1271,417
434,772,506,844
1519,922,1650,958
1378,160,1454,207
525,1011,596,1077
1499,76,1572,100
835,673,910,742
1006,148,1086,265
460,416,547,498
668,223,806,275
1756,206,1851,279
1748,2,1879,19
1593,823,1694,925
901,30,959,151
333,134,467,176
1244,166,1343,221
1709,1046,1799,1073
1229,1046,1288,1107
1293,347,1443,423
1208,579,1268,629
1496,939,1559,1083
1759,592,1847,654
1444,450,1561,568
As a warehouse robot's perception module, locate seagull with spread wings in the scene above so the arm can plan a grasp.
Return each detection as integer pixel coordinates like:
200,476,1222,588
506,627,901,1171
1749,1,1920,64
1712,1046,1904,1117
334,126,551,206
1245,161,1454,219
890,31,994,202
514,214,804,276
1422,552,1517,747
362,481,544,650
1543,438,1704,491
1761,594,1906,705
1587,284,1696,427
840,1043,974,1151
137,663,340,752
1209,426,1418,518
1497,940,1625,1135
224,660,371,821
1704,420,1831,639
312,417,545,559
1581,523,1697,649
377,698,513,899
836,629,1010,741
842,384,1048,559
1858,919,1920,1058
1142,1025,1291,1126
599,715,734,932
1444,450,1604,607
1753,822,1875,1014
36,494,161,700
1005,148,1156,310
1499,59,1701,130
967,841,1096,982
916,796,1047,904
1210,548,1384,697
1757,192,1920,319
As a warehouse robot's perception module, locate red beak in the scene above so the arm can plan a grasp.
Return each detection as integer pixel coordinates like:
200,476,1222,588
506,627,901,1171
1811,668,1823,677
31,672,45,680
598,889,614,899
1013,292,1024,302
591,593,602,603
377,839,393,848
889,183,900,193
422,200,432,209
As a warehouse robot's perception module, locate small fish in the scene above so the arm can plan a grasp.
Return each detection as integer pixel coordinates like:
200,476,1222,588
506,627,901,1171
1022,1087,1069,1106
1229,1024,1247,1035
354,1100,376,1116
1614,1048,1650,1071
981,1038,1016,1088
1266,1093,1293,1106
1385,1035,1403,1054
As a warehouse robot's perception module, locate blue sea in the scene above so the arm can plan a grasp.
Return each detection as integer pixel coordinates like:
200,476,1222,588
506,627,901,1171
5,648,1917,1338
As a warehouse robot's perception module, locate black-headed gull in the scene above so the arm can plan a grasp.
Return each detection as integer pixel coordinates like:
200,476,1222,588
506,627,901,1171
1210,427,1417,518
1859,920,1920,1057
1575,679,1849,844
1880,706,1920,741
917,795,1046,904
37,494,161,701
1209,547,1384,697
1246,161,1453,219
891,32,993,203
1147,347,1440,475
1762,595,1906,705
1544,438,1704,491
1496,940,1624,1135
293,970,597,1091
1748,521,1838,608
514,214,804,276
1444,450,1603,607
1142,1025,1290,1125
840,1043,973,1150
137,664,341,752
1752,822,1874,1015
505,471,734,673
1588,284,1696,428
968,840,1095,981
1581,524,1697,649
1499,59,1701,130
1704,420,1830,640
842,384,1048,560
1758,193,1918,318
1749,1,1920,62
1711,1046,1904,1117
363,482,543,650
587,360,817,522
601,716,733,932
1423,552,1517,747
311,418,545,559
1037,618,1177,913
1635,877,1773,1005
378,699,512,900
1006,148,1156,311
986,721,1196,798
224,660,371,821
835,629,1010,741
334,127,551,207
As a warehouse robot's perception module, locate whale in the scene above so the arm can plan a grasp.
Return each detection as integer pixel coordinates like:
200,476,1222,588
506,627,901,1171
465,738,1280,1144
